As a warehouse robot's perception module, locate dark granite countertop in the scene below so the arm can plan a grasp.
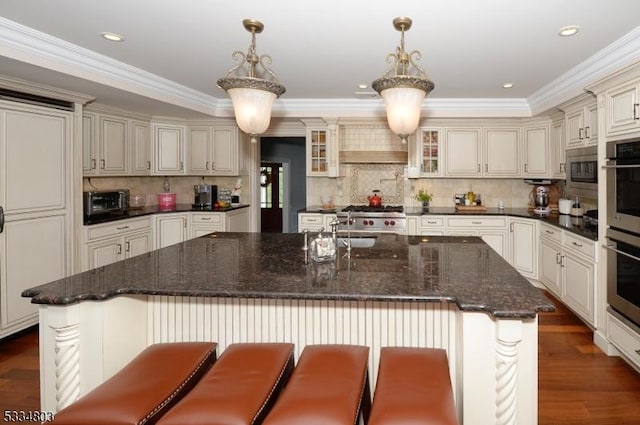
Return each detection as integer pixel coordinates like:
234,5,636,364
84,204,250,225
300,206,597,241
23,232,554,319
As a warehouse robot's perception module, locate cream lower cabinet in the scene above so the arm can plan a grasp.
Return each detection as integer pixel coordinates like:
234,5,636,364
538,223,596,326
445,216,509,259
155,213,189,248
298,213,337,233
417,216,445,235
509,218,538,279
607,311,640,371
83,217,153,270
190,209,250,238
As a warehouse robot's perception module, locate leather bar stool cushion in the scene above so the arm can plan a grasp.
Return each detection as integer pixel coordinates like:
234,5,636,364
368,347,459,425
157,342,295,425
51,342,217,425
262,344,371,425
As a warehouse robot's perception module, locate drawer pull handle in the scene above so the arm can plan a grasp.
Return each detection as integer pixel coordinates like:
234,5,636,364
201,217,212,221
427,220,437,224
545,230,554,235
116,244,122,255
572,241,583,248
117,226,130,230
635,349,640,356
125,241,130,252
471,221,482,225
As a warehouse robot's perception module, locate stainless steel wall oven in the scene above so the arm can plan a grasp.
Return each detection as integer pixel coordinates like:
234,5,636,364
605,137,640,327
606,138,640,234
605,228,640,327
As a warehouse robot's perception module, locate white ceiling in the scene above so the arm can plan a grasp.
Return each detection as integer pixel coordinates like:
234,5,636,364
1,0,640,119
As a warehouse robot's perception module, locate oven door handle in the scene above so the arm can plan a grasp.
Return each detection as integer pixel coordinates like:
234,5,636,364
603,244,640,262
602,164,640,169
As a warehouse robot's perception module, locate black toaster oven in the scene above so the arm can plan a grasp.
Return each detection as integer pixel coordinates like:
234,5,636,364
83,190,130,219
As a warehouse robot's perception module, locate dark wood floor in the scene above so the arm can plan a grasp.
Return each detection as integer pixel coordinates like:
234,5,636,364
1,292,639,423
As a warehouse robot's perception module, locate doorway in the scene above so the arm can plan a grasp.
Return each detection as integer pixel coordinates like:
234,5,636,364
260,137,306,233
260,162,284,233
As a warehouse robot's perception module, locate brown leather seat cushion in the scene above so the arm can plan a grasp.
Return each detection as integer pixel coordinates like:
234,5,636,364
51,342,217,425
262,344,370,425
157,343,295,425
368,347,459,425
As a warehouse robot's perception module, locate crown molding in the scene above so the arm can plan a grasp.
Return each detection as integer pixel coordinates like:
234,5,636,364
2,16,638,120
0,17,219,115
528,26,640,115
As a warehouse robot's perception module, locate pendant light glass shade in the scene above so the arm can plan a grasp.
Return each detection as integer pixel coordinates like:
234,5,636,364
379,84,426,141
226,86,277,140
372,17,434,143
217,19,285,143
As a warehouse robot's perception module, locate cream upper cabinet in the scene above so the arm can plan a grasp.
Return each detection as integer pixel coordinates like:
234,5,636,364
153,123,185,175
563,95,598,149
131,120,151,175
444,128,482,177
211,126,239,175
523,124,549,177
187,125,240,176
409,127,442,177
82,113,97,174
83,110,151,176
550,119,566,179
605,78,640,138
483,128,520,177
99,115,128,174
307,127,329,176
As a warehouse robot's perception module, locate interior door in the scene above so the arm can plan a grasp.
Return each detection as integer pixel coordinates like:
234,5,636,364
260,162,283,233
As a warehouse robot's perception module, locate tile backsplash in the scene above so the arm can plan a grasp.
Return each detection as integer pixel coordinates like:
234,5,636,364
306,164,590,209
83,176,246,206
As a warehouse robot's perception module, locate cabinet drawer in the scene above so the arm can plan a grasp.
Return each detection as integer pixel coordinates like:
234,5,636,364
86,217,152,240
420,216,444,227
540,223,563,243
191,212,223,225
564,232,595,260
446,216,507,228
300,214,323,226
608,312,640,369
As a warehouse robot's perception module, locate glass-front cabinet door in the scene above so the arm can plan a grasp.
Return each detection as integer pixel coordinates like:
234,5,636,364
307,128,328,176
409,127,441,177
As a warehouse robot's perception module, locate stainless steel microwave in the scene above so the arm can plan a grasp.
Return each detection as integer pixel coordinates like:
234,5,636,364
566,146,598,199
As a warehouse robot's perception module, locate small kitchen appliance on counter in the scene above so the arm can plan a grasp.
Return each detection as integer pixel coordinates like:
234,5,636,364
526,180,560,212
193,184,218,209
83,189,129,219
532,185,551,215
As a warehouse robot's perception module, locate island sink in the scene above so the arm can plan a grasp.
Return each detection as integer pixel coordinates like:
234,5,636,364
337,235,377,248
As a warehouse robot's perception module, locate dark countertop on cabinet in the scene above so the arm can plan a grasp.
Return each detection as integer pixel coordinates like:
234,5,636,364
23,232,554,319
299,206,597,241
84,203,250,225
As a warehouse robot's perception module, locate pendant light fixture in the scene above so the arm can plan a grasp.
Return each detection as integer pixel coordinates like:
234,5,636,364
217,19,285,143
372,17,434,144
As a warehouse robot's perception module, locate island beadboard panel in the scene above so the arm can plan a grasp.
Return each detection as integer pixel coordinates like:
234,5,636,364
147,295,458,389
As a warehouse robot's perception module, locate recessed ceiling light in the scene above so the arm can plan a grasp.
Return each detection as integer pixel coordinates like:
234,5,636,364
558,25,579,37
503,83,513,89
100,32,125,42
358,84,368,89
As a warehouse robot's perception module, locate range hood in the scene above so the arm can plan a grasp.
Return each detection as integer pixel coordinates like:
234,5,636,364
339,150,408,164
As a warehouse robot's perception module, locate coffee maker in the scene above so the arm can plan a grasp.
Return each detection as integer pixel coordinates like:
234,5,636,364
193,185,217,209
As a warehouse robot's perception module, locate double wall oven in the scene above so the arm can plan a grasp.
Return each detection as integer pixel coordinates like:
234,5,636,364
605,137,640,327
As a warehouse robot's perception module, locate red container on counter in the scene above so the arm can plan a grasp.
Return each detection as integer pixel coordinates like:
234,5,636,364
157,192,176,210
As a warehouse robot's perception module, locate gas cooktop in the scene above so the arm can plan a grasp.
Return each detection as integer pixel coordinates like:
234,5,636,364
341,205,404,213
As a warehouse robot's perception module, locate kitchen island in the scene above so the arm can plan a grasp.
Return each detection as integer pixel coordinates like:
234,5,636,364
24,232,554,425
